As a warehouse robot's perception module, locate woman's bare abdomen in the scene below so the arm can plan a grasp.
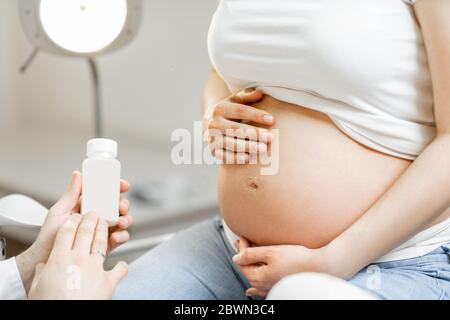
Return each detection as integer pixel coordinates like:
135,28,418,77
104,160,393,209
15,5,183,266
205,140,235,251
218,95,414,248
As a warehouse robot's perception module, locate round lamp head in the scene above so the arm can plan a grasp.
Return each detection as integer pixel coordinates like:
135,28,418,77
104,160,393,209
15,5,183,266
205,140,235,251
19,0,142,56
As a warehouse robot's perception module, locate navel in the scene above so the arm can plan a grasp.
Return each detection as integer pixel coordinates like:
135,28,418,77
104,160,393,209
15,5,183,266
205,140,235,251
246,177,260,191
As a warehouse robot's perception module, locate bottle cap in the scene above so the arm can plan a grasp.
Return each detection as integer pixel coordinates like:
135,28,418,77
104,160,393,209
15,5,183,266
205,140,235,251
87,138,118,158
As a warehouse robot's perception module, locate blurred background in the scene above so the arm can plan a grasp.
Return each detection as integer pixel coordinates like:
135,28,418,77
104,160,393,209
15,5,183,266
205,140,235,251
0,0,220,265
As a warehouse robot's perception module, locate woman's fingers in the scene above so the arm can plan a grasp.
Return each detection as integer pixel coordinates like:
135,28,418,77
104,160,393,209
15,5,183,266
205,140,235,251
245,287,268,298
238,237,251,253
221,102,274,126
207,118,272,143
90,219,109,261
51,214,83,256
224,119,273,143
233,247,269,266
204,89,274,162
72,212,99,255
208,134,267,164
231,88,264,105
213,149,250,164
213,136,267,154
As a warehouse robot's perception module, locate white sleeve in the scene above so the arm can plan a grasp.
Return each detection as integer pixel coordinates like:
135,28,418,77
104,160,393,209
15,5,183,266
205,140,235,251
0,258,27,300
403,0,417,4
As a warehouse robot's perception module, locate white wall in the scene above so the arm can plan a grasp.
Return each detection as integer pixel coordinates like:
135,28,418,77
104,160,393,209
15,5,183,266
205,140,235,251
0,0,21,129
4,0,217,146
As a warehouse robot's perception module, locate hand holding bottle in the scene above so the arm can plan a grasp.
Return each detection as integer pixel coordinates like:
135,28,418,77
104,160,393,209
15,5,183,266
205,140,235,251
28,212,128,300
16,171,132,291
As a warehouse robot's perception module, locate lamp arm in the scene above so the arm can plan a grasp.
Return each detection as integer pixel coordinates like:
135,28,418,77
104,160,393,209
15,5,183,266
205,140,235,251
19,47,39,74
88,58,103,138
19,53,104,138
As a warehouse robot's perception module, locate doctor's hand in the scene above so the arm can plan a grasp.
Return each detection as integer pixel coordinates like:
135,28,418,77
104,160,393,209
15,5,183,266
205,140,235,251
33,171,132,260
203,88,274,164
28,212,128,300
233,237,330,298
16,171,132,291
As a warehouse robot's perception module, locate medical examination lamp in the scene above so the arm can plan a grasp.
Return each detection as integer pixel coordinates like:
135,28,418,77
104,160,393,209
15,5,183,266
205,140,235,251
18,0,143,137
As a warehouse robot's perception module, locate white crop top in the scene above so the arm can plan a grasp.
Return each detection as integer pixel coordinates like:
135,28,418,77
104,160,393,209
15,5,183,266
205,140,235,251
208,0,432,160
208,0,450,262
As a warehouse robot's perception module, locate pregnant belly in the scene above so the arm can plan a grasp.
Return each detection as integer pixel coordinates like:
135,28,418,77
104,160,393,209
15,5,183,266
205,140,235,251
218,95,412,249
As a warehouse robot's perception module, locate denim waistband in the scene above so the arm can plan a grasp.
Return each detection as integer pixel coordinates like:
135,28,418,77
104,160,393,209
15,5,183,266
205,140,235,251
370,244,450,269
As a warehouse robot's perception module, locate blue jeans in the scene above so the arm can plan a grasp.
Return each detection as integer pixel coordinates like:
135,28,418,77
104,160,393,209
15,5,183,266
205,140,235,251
114,218,450,300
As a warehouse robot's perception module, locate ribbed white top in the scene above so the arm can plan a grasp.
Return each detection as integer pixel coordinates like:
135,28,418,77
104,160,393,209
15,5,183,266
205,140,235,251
209,0,434,160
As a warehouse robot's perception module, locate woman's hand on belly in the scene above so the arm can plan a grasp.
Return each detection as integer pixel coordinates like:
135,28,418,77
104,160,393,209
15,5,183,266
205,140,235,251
203,88,275,164
233,236,330,298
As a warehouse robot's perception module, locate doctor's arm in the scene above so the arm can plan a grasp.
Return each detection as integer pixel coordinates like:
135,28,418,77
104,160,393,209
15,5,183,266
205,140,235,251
0,257,28,300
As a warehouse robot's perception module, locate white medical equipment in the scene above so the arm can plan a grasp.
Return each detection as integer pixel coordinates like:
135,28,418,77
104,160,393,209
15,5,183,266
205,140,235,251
0,195,48,257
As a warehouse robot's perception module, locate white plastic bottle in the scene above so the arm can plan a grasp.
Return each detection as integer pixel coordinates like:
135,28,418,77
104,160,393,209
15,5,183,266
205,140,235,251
81,139,121,226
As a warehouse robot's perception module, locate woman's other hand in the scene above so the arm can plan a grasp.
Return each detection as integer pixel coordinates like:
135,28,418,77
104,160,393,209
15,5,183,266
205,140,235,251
28,213,128,300
203,88,275,164
232,237,330,298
